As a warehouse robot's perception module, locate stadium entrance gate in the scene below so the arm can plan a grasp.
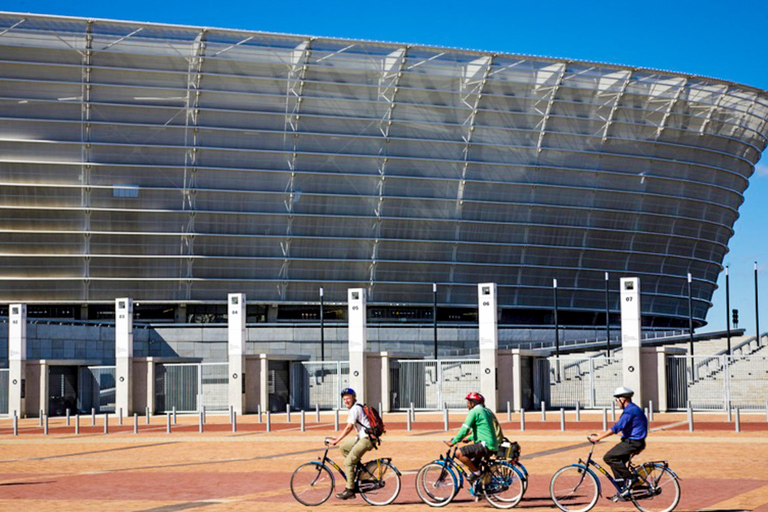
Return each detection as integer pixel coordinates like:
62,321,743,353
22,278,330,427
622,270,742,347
667,354,768,410
390,359,480,410
534,355,623,409
290,361,349,410
78,365,116,414
155,362,228,413
0,369,8,415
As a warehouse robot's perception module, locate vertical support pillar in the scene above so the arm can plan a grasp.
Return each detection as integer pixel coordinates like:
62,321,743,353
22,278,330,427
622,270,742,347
115,298,134,416
259,354,269,414
478,283,499,412
620,278,643,405
228,293,246,415
380,352,391,413
9,304,26,418
511,349,523,412
348,288,367,403
656,347,669,412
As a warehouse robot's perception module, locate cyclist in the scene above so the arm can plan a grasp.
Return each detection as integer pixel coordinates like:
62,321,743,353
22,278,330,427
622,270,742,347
330,387,374,500
444,392,500,482
588,386,648,499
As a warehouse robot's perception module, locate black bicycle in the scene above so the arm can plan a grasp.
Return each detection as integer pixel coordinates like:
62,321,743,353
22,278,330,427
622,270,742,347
549,436,680,512
290,437,402,506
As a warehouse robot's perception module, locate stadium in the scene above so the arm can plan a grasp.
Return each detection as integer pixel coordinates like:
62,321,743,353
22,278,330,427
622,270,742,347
1,12,767,330
1,12,768,420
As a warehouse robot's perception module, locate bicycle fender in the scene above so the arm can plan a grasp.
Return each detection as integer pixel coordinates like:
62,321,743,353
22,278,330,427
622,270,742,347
652,462,680,480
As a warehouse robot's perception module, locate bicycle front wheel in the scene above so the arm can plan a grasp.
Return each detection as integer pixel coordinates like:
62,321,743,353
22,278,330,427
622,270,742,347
358,460,401,506
630,464,681,512
483,461,525,509
290,463,335,506
416,462,459,507
550,465,600,512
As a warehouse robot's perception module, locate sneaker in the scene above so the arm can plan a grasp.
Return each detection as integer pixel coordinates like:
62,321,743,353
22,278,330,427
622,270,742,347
335,489,356,500
466,472,481,483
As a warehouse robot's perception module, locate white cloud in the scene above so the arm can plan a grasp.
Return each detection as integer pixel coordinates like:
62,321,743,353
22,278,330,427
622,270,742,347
755,162,768,176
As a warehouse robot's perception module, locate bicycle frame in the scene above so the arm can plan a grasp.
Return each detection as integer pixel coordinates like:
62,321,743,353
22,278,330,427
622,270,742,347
311,441,399,490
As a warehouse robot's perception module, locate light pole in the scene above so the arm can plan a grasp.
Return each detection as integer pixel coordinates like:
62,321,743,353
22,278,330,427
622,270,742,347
553,278,560,382
605,272,611,356
433,283,438,359
756,262,761,346
725,266,732,355
688,273,694,357
320,287,325,361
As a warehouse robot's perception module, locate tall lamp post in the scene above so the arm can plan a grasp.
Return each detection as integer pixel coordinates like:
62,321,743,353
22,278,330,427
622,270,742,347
553,278,560,382
725,266,732,355
756,262,761,346
319,287,325,361
433,283,438,359
604,272,611,356
688,273,694,357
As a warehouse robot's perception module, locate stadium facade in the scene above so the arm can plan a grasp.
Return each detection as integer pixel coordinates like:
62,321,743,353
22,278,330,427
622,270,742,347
2,12,768,330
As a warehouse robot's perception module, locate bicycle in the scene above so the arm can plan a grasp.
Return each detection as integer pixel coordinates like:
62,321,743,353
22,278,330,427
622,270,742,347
549,436,681,512
496,439,529,494
290,437,402,506
416,444,525,509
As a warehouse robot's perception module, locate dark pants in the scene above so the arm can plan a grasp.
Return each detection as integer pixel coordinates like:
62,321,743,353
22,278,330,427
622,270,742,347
603,438,645,482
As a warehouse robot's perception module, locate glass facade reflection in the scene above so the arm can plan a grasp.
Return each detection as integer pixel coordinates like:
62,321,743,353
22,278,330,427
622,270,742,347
1,13,767,327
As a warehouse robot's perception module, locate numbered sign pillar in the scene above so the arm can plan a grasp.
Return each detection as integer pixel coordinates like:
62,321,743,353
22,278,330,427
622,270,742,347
478,283,499,412
115,298,134,415
9,304,27,417
620,278,643,405
348,288,367,404
228,293,246,415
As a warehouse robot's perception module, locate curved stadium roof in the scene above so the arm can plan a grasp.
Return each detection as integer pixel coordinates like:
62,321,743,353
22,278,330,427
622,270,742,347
1,12,768,327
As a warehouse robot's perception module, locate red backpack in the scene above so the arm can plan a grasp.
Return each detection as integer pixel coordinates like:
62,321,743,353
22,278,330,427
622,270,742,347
355,403,386,447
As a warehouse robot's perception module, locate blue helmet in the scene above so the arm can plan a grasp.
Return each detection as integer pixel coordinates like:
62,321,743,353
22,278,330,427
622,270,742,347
340,387,356,397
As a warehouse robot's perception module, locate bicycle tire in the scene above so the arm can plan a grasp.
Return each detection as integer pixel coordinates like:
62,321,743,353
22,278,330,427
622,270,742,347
416,462,459,507
630,464,681,512
550,465,600,512
483,460,525,509
290,462,335,506
358,460,401,506
514,461,529,494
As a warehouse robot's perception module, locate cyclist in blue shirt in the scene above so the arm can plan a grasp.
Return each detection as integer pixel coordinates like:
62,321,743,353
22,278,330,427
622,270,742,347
588,386,648,499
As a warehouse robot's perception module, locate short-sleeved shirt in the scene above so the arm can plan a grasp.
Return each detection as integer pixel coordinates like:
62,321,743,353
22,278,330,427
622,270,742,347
347,403,371,439
451,404,499,451
611,402,648,440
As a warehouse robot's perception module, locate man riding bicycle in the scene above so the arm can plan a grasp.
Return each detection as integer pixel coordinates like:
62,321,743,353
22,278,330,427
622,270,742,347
588,386,648,499
330,387,375,500
444,392,501,482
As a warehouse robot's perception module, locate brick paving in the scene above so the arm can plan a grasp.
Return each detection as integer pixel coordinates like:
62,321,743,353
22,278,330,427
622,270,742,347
0,412,766,511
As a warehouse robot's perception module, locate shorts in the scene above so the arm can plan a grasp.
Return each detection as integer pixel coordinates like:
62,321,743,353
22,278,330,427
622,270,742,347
460,442,491,463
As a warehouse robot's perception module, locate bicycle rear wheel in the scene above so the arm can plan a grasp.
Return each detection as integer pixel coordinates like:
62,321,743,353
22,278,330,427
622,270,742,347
290,462,334,506
358,460,401,506
514,461,529,493
630,464,681,512
416,462,459,507
483,461,525,509
550,465,600,512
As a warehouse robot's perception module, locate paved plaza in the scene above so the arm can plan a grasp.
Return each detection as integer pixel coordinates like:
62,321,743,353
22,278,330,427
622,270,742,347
0,412,766,511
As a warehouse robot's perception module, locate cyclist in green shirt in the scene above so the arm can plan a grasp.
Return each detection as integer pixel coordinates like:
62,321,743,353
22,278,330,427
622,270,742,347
444,392,500,482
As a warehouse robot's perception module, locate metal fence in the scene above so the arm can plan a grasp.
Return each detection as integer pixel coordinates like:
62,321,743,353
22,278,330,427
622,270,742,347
78,366,116,414
155,363,228,413
390,359,480,410
667,354,768,410
290,361,350,410
0,369,8,415
534,356,623,409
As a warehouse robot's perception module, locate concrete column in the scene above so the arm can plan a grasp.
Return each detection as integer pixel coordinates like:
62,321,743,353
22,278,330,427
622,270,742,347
259,354,269,413
8,304,26,417
228,293,246,415
175,304,187,323
39,360,48,416
620,278,643,405
380,352,391,413
478,283,499,412
511,349,523,412
348,288,367,404
115,298,134,416
656,347,668,412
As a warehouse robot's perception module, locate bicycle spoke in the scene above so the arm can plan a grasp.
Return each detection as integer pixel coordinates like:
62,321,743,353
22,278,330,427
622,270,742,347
550,465,599,512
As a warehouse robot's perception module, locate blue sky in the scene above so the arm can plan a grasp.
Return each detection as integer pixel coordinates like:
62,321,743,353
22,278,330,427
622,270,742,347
3,0,767,334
